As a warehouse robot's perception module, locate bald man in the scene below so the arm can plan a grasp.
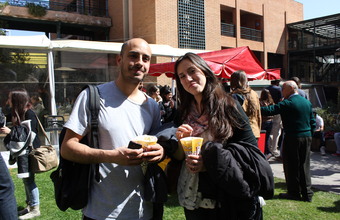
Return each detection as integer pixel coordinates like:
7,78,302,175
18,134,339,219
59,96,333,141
62,38,164,219
261,80,316,202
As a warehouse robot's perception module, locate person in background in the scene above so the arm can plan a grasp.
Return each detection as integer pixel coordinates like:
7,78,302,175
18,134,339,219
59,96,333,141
138,81,147,93
259,89,274,159
1,89,41,219
61,38,164,219
261,80,315,202
148,84,165,120
159,85,176,124
173,53,260,219
333,132,340,156
291,76,308,99
147,84,163,103
30,95,45,116
230,70,262,140
266,79,283,158
312,110,326,156
0,153,17,220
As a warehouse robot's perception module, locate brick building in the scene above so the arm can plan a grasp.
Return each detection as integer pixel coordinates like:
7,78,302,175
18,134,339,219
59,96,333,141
0,0,306,115
108,0,303,85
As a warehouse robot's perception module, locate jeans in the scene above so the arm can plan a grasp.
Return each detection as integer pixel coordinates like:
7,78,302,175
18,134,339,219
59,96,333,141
23,171,40,207
0,154,17,220
268,115,282,155
335,133,340,154
313,131,325,147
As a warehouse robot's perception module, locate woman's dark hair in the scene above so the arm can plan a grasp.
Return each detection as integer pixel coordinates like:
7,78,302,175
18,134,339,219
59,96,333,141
160,85,171,101
260,89,274,106
174,52,242,142
10,89,31,124
147,84,159,96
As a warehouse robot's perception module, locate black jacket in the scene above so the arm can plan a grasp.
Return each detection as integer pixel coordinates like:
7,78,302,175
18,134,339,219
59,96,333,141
199,141,274,219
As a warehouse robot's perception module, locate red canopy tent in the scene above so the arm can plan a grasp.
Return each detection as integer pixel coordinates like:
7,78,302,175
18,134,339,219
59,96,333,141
149,46,280,80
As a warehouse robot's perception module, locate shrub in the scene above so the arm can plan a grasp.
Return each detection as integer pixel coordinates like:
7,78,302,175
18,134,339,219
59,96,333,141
26,3,47,17
315,104,340,132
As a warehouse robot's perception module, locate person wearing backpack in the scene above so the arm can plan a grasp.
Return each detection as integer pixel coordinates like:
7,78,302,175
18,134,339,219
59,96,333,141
61,38,164,220
1,89,41,219
173,53,264,219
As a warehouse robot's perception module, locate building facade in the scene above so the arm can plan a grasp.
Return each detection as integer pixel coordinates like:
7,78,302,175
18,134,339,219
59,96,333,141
108,0,303,85
0,0,305,118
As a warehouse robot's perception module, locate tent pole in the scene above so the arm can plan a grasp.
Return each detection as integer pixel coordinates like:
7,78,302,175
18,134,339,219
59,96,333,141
171,57,177,108
48,50,57,116
47,50,59,148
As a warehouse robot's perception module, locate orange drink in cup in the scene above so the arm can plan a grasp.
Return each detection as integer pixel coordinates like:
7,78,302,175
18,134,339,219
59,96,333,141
180,137,204,156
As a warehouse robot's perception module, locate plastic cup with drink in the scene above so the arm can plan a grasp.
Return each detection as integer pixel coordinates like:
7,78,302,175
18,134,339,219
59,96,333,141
133,135,158,150
132,135,158,174
180,137,204,157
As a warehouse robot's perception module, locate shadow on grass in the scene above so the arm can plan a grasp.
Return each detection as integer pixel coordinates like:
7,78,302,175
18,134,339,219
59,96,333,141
274,180,286,191
317,199,340,213
17,205,25,212
165,193,180,207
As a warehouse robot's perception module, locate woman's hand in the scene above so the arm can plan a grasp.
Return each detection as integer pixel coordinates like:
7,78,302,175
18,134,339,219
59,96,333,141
186,154,204,173
0,126,11,134
176,124,193,140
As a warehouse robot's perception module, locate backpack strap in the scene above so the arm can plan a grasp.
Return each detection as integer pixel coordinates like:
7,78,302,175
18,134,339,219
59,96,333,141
86,84,101,182
87,85,100,149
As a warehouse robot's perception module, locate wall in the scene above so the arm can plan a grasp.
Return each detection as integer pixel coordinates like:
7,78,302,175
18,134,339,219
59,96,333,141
106,0,303,85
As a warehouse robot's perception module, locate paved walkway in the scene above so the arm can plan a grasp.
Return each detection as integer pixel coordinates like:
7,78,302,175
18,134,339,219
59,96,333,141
269,151,340,195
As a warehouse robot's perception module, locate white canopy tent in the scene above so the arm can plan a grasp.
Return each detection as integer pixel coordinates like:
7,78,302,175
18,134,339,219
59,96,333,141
0,35,208,146
0,35,206,114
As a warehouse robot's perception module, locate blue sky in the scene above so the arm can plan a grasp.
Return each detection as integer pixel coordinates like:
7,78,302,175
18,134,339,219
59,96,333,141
7,0,340,36
295,0,339,20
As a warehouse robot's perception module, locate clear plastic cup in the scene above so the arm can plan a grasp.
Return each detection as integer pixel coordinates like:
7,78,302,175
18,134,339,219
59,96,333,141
180,137,204,156
133,135,158,149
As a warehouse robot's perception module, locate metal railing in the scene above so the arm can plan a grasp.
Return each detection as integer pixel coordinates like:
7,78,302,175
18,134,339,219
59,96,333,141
241,26,263,42
221,22,235,37
6,0,108,17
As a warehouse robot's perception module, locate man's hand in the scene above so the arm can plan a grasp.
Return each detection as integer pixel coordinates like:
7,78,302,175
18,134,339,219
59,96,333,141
114,147,144,166
142,144,164,163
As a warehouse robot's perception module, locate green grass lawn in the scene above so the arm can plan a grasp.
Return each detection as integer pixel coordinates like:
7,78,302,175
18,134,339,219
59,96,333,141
10,169,340,219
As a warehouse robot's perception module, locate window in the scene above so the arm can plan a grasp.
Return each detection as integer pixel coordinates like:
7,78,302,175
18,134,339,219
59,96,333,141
178,0,205,49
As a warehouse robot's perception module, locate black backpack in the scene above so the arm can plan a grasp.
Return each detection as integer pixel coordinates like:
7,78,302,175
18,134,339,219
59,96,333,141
50,85,100,211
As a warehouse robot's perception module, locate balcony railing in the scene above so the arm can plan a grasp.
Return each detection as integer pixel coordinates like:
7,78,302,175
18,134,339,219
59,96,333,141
5,0,108,17
221,22,235,37
241,26,263,42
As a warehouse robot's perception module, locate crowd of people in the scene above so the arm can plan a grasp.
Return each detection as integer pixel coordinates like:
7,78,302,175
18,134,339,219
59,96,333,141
0,37,339,220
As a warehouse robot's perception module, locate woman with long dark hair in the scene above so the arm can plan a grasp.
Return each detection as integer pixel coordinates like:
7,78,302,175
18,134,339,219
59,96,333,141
230,70,262,140
1,89,41,219
173,53,261,219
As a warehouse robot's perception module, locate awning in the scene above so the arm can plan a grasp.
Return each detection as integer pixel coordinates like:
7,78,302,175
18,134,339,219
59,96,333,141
149,46,281,80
